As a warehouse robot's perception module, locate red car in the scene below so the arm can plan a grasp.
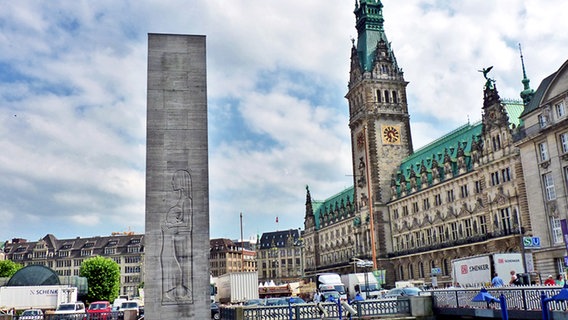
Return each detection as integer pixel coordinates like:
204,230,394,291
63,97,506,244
87,301,112,320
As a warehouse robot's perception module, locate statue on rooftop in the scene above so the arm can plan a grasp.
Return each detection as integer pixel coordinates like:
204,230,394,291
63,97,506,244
479,66,495,90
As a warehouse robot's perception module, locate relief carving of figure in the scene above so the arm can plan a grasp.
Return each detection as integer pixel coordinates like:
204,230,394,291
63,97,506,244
161,169,193,304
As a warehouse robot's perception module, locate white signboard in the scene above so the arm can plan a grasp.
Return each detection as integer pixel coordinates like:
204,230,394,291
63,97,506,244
452,255,491,287
493,253,525,277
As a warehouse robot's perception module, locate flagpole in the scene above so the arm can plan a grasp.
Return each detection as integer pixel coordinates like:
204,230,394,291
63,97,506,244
240,212,244,272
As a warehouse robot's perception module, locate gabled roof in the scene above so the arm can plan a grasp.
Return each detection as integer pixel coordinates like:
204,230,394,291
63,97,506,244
259,229,301,250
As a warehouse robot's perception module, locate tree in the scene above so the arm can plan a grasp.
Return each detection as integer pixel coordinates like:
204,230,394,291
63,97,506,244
80,256,121,303
0,260,23,278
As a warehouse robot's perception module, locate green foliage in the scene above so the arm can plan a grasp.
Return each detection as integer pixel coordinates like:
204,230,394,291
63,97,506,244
0,260,23,277
80,256,121,303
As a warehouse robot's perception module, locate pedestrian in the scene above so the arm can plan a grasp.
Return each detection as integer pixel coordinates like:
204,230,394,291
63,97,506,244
313,289,321,303
509,270,518,285
491,273,504,287
555,274,564,286
544,275,556,286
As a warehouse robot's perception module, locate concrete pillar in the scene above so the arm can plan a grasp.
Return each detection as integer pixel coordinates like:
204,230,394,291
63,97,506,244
144,33,209,319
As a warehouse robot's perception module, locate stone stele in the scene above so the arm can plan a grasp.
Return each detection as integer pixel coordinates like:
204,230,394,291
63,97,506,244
145,33,209,319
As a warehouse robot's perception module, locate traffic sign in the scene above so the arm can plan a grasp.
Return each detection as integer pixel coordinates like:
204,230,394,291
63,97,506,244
523,236,541,249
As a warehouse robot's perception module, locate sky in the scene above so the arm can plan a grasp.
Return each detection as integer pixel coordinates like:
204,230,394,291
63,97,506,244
1,0,568,244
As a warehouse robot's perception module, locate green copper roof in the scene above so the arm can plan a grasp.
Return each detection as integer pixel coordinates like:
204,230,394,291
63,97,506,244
502,99,524,127
312,186,355,230
396,122,482,184
354,0,389,71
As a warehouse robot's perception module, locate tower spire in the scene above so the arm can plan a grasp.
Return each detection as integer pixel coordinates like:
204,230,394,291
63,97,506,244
354,0,388,71
518,43,534,106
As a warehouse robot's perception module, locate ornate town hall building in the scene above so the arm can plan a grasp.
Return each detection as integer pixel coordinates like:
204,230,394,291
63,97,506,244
303,0,534,287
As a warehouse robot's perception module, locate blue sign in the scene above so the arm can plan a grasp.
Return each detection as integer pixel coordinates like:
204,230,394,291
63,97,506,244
523,236,541,249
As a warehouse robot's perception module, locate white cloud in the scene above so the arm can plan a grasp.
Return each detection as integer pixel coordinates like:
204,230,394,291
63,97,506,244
0,0,567,242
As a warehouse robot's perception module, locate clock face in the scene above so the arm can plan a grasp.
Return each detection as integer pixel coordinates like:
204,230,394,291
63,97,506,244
356,132,365,151
382,125,400,144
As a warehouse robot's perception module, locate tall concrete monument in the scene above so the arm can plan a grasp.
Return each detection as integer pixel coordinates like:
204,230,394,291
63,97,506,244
145,34,209,319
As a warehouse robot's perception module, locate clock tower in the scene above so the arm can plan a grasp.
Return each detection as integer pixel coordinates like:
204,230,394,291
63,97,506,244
346,0,413,273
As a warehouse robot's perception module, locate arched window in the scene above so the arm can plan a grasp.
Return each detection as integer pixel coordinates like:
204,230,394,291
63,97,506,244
384,90,390,103
376,89,382,102
392,91,398,103
408,264,414,279
399,265,404,280
418,261,424,278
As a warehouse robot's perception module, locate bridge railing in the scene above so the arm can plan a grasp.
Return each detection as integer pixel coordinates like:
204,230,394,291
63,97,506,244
431,285,568,312
220,298,412,320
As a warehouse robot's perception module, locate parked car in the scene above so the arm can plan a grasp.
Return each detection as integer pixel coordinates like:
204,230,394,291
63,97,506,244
54,302,87,319
19,309,43,320
384,287,422,298
321,291,340,302
264,298,289,306
287,297,306,304
243,299,264,306
119,301,140,317
87,301,112,319
211,302,220,320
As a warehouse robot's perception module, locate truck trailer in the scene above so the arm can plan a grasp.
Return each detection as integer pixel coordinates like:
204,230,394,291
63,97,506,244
0,285,77,311
451,253,525,288
216,272,259,304
341,272,381,299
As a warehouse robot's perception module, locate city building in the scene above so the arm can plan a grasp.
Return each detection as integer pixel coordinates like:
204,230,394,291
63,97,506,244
516,58,568,276
2,233,144,297
209,238,257,277
302,0,544,287
257,229,303,284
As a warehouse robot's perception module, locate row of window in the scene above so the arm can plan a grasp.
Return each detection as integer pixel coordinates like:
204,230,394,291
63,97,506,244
393,173,510,219
394,207,518,252
258,248,302,259
375,89,399,104
537,132,568,162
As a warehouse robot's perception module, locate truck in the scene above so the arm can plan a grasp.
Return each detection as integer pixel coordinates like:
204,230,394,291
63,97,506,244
341,272,381,299
216,272,259,304
451,253,525,288
210,275,218,303
316,273,347,301
0,285,77,311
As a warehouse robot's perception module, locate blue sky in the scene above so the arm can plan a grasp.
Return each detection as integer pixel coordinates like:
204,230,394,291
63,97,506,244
1,0,567,243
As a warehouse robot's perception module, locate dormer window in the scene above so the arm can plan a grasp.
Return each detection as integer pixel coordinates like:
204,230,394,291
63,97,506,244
61,244,72,250
84,242,94,248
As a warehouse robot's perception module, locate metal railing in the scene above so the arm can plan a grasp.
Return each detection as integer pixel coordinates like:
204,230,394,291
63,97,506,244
431,285,568,312
220,298,411,320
